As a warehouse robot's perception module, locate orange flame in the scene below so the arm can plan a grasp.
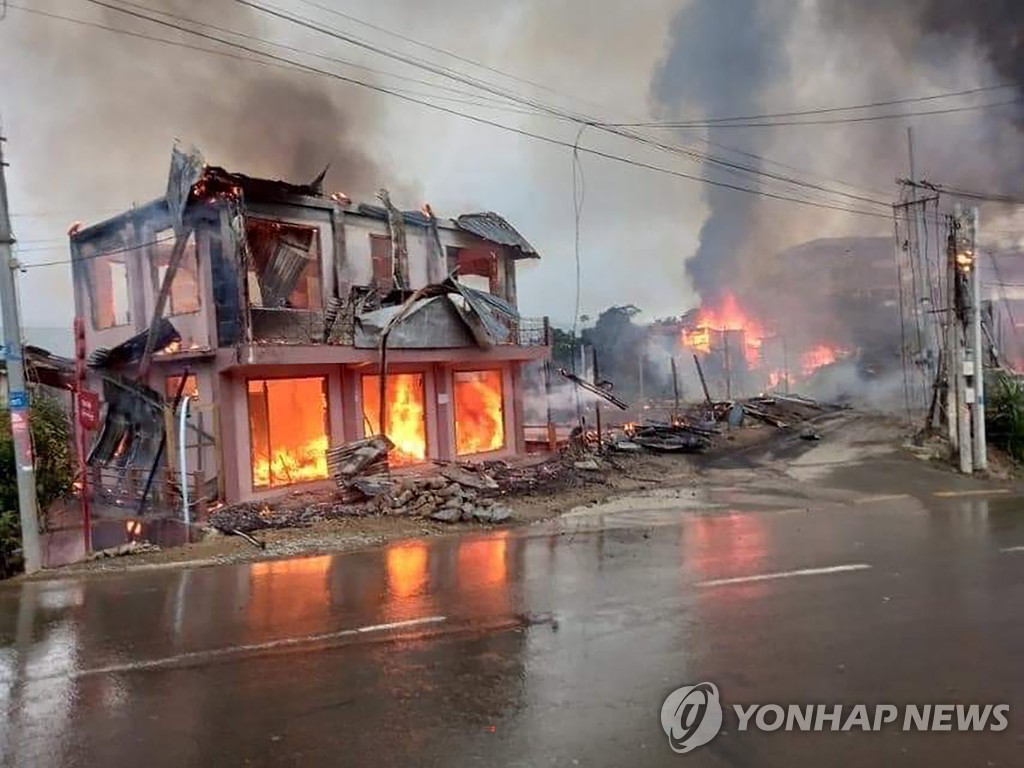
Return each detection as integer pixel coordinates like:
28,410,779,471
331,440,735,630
249,378,329,489
681,293,765,367
252,436,328,489
454,370,505,455
363,374,427,465
801,344,839,375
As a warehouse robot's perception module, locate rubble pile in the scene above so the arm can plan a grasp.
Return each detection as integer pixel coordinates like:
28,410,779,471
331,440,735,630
376,468,511,523
208,452,609,534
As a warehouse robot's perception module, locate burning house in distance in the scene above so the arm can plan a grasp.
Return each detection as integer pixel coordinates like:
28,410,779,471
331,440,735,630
71,148,549,515
650,237,903,400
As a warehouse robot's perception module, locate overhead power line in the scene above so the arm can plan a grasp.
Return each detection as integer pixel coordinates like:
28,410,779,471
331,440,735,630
290,0,897,203
612,82,1023,127
229,0,897,210
48,0,897,214
72,0,897,219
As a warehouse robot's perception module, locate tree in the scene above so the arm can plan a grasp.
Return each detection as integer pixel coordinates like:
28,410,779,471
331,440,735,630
0,393,75,577
581,306,648,397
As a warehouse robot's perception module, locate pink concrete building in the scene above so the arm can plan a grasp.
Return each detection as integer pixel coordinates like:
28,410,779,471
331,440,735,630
71,152,549,514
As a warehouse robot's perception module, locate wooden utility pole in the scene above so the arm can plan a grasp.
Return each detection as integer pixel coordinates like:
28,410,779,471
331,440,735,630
592,348,602,451
694,354,712,406
670,357,680,422
0,133,42,573
637,349,644,425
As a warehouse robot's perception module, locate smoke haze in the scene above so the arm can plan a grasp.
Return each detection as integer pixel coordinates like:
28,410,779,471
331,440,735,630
1,0,1022,342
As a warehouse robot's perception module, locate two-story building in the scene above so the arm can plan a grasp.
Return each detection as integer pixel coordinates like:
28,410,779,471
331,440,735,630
71,149,549,514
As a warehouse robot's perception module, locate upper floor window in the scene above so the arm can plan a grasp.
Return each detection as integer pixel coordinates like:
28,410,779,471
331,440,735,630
369,233,393,292
449,246,500,295
88,250,132,330
152,232,200,316
246,218,322,310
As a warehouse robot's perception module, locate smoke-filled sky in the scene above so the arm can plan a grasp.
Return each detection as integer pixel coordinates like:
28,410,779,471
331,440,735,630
1,0,1021,334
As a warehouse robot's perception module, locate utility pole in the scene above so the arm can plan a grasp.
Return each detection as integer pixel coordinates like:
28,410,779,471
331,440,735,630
970,207,988,471
948,208,972,473
0,133,42,573
723,333,733,400
637,349,644,425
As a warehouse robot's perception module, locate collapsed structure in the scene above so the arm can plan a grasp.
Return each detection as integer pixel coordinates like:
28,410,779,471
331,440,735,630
71,147,549,516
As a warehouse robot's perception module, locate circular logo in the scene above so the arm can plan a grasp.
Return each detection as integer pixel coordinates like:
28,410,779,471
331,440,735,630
661,682,724,753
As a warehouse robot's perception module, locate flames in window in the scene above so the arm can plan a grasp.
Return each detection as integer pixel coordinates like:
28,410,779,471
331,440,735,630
248,377,329,489
362,373,427,466
454,370,505,455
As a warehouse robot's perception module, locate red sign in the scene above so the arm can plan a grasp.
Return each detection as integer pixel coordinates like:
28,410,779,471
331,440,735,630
79,390,100,430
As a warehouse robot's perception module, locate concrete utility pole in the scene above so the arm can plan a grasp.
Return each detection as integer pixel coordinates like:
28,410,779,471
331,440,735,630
970,207,988,472
0,133,42,573
947,207,972,474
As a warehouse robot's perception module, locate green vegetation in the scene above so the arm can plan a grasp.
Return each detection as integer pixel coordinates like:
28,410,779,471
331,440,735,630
0,394,75,577
985,372,1024,463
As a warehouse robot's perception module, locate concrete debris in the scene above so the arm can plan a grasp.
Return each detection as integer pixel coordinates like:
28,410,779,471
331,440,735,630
440,463,500,490
210,454,611,532
89,540,161,559
430,506,462,523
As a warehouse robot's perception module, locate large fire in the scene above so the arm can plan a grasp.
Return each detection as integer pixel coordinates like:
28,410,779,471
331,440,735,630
801,344,839,376
454,370,505,455
248,378,329,489
362,373,427,466
681,293,765,367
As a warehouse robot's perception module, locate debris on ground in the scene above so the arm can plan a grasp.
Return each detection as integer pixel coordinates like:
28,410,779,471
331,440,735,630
209,453,608,532
327,435,393,502
207,392,844,535
89,540,161,559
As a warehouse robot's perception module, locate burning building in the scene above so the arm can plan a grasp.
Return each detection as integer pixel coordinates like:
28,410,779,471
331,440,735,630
71,147,549,513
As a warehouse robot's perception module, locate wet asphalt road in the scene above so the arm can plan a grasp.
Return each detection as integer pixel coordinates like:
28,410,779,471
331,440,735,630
3,431,1024,766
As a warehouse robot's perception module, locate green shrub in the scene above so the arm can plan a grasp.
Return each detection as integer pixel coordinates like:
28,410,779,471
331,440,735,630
0,393,76,577
985,372,1024,462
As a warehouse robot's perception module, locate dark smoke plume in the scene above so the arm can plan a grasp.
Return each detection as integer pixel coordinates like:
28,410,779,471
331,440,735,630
654,0,1024,312
651,0,796,303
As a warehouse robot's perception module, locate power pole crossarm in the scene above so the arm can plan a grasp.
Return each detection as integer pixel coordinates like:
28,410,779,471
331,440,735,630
0,134,42,573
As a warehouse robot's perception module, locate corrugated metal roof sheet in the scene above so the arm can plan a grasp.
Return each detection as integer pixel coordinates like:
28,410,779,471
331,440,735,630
455,212,538,259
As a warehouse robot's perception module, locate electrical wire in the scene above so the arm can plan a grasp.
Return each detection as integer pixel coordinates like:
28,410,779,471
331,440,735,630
231,0,901,212
18,234,178,269
623,98,1024,129
69,0,903,220
10,2,540,117
612,82,1023,127
297,0,1015,208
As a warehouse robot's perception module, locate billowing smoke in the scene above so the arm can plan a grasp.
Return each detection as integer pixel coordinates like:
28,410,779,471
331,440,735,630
89,0,387,196
651,0,796,303
652,0,1024,310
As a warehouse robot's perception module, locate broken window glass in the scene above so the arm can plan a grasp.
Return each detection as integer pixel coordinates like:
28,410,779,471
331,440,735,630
247,377,329,489
454,370,505,455
152,231,200,316
245,219,322,310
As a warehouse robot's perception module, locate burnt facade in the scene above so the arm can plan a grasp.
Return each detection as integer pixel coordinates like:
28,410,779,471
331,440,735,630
71,150,549,512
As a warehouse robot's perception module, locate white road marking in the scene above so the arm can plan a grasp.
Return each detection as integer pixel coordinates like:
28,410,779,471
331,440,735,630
999,546,1024,554
48,616,448,680
933,489,1011,498
696,563,872,588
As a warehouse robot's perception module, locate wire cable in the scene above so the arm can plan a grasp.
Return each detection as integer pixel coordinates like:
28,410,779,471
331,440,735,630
70,0,902,220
